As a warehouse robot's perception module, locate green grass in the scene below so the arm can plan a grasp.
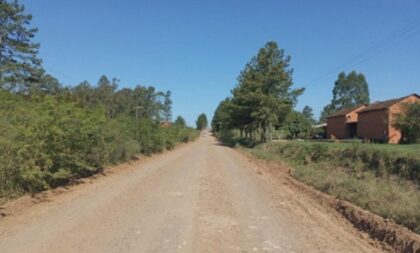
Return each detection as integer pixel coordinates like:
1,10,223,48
282,140,420,155
292,162,420,233
242,142,420,234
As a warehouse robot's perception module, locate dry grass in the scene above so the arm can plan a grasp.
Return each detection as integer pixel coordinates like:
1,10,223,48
243,144,420,234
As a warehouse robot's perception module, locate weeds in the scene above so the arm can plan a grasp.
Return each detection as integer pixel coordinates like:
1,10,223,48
244,142,420,233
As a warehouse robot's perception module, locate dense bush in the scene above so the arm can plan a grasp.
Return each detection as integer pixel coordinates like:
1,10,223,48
0,1,199,201
0,91,198,199
214,129,258,148
394,102,420,144
267,142,420,184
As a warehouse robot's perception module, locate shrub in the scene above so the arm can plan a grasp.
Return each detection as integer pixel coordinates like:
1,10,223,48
394,102,420,144
0,91,198,200
263,142,420,184
247,141,420,233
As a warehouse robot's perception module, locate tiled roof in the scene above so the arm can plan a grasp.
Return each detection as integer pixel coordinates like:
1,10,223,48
358,93,419,113
326,105,366,119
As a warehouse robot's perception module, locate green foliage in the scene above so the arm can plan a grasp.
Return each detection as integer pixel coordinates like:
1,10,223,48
281,110,312,139
302,105,315,123
174,115,186,128
214,129,237,147
320,71,370,122
211,98,234,132
264,142,420,183
196,113,208,130
0,0,44,91
0,3,197,200
212,41,304,142
71,78,167,121
291,162,420,233
0,86,197,200
394,102,420,144
245,142,420,233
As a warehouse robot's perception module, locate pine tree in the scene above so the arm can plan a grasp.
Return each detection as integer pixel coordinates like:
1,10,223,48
231,41,303,141
0,0,44,91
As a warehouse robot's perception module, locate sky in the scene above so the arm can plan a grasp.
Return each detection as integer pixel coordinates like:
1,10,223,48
21,0,420,126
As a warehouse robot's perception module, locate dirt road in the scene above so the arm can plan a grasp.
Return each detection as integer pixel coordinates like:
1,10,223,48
0,133,382,253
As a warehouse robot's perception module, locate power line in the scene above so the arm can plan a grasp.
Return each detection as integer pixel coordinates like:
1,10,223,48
304,16,420,87
346,29,420,69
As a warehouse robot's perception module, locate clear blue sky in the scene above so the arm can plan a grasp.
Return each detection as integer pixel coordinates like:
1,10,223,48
22,0,420,126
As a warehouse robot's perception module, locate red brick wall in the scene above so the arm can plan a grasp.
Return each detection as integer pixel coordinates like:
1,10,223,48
357,110,388,142
346,106,366,123
327,116,346,139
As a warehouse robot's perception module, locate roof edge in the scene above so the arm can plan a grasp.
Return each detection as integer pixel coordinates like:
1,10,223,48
326,104,367,119
358,93,419,114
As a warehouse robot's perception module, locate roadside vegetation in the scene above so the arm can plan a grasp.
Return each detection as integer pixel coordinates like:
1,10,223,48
196,113,208,130
0,1,197,201
211,40,420,234
394,102,420,144
244,142,420,233
0,89,198,200
284,140,420,155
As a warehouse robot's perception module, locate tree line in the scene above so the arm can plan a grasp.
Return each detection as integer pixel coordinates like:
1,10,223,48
211,41,314,143
212,40,419,144
0,0,197,198
211,41,374,142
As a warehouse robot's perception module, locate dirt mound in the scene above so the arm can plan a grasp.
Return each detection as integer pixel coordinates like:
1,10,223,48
241,150,420,253
287,175,420,253
336,200,420,253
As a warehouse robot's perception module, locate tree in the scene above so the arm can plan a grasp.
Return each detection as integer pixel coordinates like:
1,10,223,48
114,87,134,116
196,113,208,130
282,110,312,139
302,105,315,123
72,81,94,107
394,102,420,143
131,85,164,120
174,116,186,128
319,104,334,123
212,98,234,132
94,75,118,119
320,71,369,122
0,0,44,91
25,74,62,96
230,41,303,141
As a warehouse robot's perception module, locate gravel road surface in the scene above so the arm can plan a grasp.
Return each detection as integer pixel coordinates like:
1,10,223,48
0,133,382,252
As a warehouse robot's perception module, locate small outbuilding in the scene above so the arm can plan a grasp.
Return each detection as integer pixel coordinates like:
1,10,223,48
326,105,367,139
357,93,419,144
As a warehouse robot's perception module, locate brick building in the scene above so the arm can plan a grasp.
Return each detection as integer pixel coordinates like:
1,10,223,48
357,94,419,143
326,105,366,139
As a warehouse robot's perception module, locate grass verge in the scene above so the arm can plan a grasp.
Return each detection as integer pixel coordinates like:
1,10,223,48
243,142,420,234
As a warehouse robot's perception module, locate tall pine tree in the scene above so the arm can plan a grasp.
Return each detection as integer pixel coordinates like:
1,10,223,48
231,41,304,141
0,0,44,91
